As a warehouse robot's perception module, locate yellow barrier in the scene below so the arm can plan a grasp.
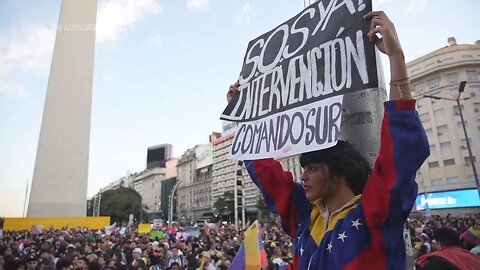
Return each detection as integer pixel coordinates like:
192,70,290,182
2,217,111,231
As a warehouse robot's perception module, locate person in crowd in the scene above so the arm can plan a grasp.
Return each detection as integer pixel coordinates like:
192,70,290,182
461,217,480,250
416,233,432,258
131,248,144,269
197,251,215,270
75,257,89,270
416,227,480,270
55,258,72,270
25,254,39,270
226,10,429,270
167,247,185,269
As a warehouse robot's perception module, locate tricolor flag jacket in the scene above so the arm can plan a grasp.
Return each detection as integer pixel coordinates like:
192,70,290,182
245,99,429,269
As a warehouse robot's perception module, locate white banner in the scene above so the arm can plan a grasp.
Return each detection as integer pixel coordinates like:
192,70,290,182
230,95,342,160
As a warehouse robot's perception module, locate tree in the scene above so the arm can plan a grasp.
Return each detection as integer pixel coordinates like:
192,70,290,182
257,197,268,220
99,187,142,224
213,191,234,221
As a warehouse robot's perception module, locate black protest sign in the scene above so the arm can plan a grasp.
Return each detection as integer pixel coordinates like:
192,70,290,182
221,0,378,159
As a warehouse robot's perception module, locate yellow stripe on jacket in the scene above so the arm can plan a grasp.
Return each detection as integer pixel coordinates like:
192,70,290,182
309,195,361,245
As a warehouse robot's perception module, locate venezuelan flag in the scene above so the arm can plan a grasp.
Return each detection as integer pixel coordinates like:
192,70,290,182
462,227,480,245
229,221,268,270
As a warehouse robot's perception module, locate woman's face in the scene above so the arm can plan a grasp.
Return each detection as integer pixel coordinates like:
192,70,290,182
301,164,340,201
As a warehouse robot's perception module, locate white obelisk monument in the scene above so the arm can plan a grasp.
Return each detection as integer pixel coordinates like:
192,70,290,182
28,0,97,217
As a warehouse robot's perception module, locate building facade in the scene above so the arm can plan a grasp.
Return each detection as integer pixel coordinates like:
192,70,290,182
408,37,480,194
176,147,196,219
211,124,260,214
133,167,166,214
277,155,303,182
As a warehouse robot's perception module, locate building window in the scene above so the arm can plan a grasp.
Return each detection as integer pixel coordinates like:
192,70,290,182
469,86,480,98
440,142,452,157
457,121,468,130
447,177,464,184
430,144,437,157
431,179,443,186
453,104,464,115
464,156,477,165
420,113,431,123
437,125,448,136
417,98,429,108
447,73,458,83
425,128,433,137
428,78,440,89
428,161,439,168
460,138,472,149
474,102,480,113
414,83,425,94
434,108,445,119
463,55,474,59
443,159,455,166
466,70,478,81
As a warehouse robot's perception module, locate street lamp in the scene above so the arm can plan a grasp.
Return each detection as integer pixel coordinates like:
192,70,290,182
169,180,183,227
424,81,480,199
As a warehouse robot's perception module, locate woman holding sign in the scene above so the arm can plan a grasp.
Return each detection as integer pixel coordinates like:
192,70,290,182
226,11,429,270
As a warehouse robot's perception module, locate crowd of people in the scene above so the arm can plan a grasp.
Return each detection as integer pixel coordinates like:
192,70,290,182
1,213,479,270
407,213,480,258
0,220,297,270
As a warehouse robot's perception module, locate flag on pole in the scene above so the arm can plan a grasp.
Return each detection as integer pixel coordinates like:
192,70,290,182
229,220,268,270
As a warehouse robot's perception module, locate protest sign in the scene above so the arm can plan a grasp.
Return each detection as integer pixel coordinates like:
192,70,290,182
153,219,163,229
221,0,378,159
150,230,164,240
138,223,152,234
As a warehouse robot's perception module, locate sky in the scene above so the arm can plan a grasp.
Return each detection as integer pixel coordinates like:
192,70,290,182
0,0,479,217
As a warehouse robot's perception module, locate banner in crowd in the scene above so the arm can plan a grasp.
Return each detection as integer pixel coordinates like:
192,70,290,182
3,217,110,231
150,230,164,240
138,223,152,234
153,219,164,229
221,0,377,160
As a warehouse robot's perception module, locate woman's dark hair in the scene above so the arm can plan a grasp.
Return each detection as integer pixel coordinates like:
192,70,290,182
300,140,371,195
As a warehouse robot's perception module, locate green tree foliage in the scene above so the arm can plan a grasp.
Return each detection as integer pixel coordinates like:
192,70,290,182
213,191,234,219
257,196,268,219
99,187,142,224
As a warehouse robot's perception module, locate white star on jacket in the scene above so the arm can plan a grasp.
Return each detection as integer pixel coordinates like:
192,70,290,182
327,242,333,253
337,232,348,243
351,218,363,230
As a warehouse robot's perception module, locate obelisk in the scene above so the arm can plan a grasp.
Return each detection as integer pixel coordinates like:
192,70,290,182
28,0,97,217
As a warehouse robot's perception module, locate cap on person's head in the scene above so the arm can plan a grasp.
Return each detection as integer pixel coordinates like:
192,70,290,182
133,247,142,254
420,233,429,240
152,241,159,246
